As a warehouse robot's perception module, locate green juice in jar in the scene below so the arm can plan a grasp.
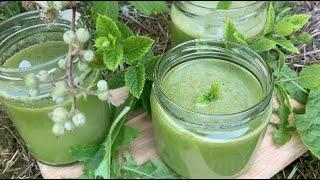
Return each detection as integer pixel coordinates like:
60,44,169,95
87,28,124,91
151,58,272,178
1,41,111,165
170,1,268,46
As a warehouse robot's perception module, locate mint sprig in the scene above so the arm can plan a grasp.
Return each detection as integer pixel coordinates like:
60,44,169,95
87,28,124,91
197,83,221,104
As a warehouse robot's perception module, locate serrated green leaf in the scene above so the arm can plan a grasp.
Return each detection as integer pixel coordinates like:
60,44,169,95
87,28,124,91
141,80,153,115
279,65,308,104
129,1,169,15
295,89,320,159
274,20,295,36
117,22,134,39
286,14,311,31
124,36,154,63
96,15,121,38
103,41,123,71
273,84,295,145
217,1,232,10
224,20,248,46
108,71,126,89
141,52,159,81
263,2,275,35
299,64,320,89
92,1,119,21
293,32,313,45
95,36,110,48
125,64,146,98
273,38,299,53
250,37,276,52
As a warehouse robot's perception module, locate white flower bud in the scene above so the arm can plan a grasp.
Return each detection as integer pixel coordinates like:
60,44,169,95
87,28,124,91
97,80,108,92
77,61,89,72
98,92,109,101
64,121,76,131
83,50,94,62
72,112,86,127
76,28,90,43
29,88,39,97
52,123,65,136
63,30,77,44
50,107,68,123
55,97,65,105
37,70,49,82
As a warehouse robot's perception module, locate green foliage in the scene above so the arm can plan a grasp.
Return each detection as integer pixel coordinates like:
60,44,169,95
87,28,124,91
250,37,276,52
295,90,320,159
224,20,247,46
299,64,320,89
103,40,123,71
125,64,146,98
292,32,313,45
279,65,308,104
273,38,299,53
117,22,134,39
197,83,221,104
129,1,169,15
92,1,119,21
263,3,275,35
96,15,121,38
216,1,232,10
274,14,310,37
124,36,154,63
273,85,295,145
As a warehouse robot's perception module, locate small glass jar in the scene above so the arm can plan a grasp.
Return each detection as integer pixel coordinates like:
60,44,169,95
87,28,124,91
0,11,111,165
151,39,274,178
170,1,268,46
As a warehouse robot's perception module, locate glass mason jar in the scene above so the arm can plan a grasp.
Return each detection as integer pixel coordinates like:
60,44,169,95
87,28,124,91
170,1,268,46
0,11,111,165
151,39,274,178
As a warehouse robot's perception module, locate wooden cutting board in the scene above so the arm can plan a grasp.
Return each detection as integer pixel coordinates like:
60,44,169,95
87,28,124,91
38,98,307,179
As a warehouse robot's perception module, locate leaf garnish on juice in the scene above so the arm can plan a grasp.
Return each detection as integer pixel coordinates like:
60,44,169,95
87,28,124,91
197,83,221,104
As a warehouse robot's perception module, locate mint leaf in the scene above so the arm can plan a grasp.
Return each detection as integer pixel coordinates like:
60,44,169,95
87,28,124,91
299,64,320,89
141,52,159,81
295,89,320,159
96,15,121,38
125,64,146,98
197,83,221,104
129,1,169,15
286,14,311,31
279,65,308,104
293,32,313,45
263,2,275,35
117,22,134,39
224,20,247,46
92,1,119,21
273,85,295,145
273,38,299,53
217,1,232,9
141,80,153,115
250,37,276,52
95,37,110,48
108,71,126,89
274,20,295,36
124,36,154,63
103,41,123,71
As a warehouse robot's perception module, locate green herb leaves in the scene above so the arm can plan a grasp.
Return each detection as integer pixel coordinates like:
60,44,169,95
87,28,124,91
295,90,320,159
124,36,154,63
217,1,232,10
197,83,221,104
250,37,276,52
263,2,275,35
299,64,320,89
129,1,169,15
94,15,154,98
92,1,119,21
125,64,146,98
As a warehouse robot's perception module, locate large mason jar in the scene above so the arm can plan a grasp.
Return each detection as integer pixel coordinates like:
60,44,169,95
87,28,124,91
0,11,111,165
151,39,274,178
170,1,268,46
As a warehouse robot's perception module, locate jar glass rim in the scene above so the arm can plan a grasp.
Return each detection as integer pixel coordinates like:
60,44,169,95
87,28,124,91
185,1,263,11
153,39,274,128
0,10,73,74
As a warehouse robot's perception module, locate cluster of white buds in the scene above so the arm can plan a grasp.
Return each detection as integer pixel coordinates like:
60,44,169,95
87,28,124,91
34,1,67,21
49,107,86,137
97,80,109,101
62,28,93,72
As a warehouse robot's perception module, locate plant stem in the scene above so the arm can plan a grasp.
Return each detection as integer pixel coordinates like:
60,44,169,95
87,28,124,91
276,77,301,83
